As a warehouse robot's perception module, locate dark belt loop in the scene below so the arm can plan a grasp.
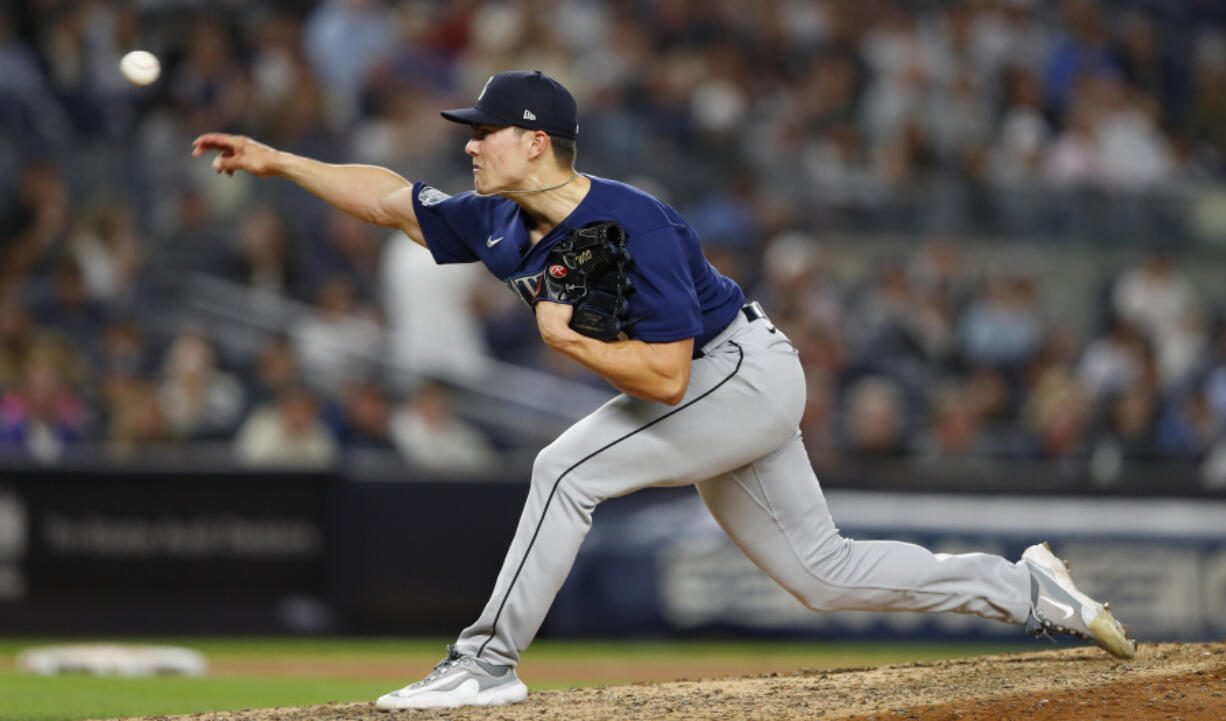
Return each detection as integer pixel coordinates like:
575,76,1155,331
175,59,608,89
742,301,775,332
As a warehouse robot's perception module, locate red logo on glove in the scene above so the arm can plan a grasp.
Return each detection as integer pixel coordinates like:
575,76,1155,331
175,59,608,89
548,265,568,278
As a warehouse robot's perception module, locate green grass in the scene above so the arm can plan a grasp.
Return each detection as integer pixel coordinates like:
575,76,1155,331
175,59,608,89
0,638,1031,721
0,674,394,721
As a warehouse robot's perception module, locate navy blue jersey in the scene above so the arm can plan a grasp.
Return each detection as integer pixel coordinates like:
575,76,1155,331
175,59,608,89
411,175,744,347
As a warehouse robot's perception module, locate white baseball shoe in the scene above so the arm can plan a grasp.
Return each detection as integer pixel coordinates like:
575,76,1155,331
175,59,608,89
1022,542,1136,659
375,646,528,711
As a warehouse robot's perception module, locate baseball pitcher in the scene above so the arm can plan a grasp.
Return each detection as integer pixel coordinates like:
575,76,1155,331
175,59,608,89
193,70,1134,712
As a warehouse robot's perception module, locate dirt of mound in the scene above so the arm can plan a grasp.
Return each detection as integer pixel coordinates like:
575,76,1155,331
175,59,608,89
118,642,1226,721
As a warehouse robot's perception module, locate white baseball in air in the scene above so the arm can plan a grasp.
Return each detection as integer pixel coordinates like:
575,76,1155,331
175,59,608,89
119,50,160,86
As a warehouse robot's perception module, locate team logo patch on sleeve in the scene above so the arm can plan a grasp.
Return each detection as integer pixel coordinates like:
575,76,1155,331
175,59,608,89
417,185,451,207
505,271,545,308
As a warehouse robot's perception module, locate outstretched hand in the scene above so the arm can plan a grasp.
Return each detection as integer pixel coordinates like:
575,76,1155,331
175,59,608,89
191,133,279,177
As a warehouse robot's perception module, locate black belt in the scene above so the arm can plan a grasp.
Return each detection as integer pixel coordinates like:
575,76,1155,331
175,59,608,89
693,302,771,359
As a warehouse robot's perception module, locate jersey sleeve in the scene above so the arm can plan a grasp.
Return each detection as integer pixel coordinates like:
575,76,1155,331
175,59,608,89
410,182,480,264
626,225,703,343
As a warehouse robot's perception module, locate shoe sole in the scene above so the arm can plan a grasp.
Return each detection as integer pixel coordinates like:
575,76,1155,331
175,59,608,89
1024,542,1136,660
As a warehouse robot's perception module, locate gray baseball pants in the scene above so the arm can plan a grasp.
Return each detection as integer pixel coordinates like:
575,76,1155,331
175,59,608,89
456,309,1034,666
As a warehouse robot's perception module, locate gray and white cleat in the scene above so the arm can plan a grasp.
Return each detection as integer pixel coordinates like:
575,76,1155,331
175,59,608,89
375,645,528,711
1022,542,1136,659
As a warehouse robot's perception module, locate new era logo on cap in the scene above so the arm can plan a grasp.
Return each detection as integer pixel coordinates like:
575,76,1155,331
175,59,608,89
440,70,579,139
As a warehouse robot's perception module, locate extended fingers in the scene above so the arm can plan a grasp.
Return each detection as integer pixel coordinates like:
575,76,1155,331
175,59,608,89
193,132,253,177
191,133,238,156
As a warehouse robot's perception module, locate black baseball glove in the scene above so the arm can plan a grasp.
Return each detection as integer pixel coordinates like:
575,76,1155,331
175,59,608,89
536,220,634,341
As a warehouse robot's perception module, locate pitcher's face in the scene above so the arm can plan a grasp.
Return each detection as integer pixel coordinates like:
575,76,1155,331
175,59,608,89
466,125,531,195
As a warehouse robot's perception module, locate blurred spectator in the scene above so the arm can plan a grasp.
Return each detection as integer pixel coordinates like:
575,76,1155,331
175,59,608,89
1043,0,1118,119
1188,32,1226,169
221,206,300,296
338,378,394,450
248,10,310,114
1025,364,1089,460
351,87,454,171
292,274,382,395
234,385,338,467
957,274,1043,369
389,381,495,474
0,338,86,462
965,365,1026,455
1,161,70,292
1112,11,1176,125
361,1,455,103
354,1,458,172
990,68,1050,188
753,232,843,335
1111,251,1203,387
96,320,149,406
1077,320,1148,401
841,376,907,457
68,197,143,305
1091,75,1173,191
0,5,47,105
107,381,174,458
158,184,236,277
843,263,926,365
0,294,32,388
169,14,253,137
307,210,382,297
1090,387,1159,461
381,231,488,378
249,334,301,405
913,382,990,460
303,0,396,128
682,183,760,253
29,258,107,349
262,73,339,172
158,331,245,440
1043,92,1097,187
1156,388,1218,461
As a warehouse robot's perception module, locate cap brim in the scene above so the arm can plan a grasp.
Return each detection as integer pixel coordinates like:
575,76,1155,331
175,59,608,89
440,107,509,127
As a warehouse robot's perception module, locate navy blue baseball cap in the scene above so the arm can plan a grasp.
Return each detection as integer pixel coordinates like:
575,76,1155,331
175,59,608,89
441,70,579,139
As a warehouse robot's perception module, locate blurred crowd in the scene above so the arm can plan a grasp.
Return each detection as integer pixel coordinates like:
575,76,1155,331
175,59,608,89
762,238,1226,486
1,0,1226,480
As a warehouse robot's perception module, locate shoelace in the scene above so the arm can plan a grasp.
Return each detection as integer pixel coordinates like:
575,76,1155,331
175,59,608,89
412,645,470,687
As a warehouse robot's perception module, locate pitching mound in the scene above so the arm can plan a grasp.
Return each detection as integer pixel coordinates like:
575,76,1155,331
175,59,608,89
125,642,1225,721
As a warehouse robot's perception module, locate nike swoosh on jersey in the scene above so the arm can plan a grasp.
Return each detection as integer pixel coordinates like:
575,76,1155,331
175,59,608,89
1039,595,1076,619
486,235,504,247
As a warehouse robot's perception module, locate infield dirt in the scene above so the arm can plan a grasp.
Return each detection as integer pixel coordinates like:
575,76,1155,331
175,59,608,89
118,641,1226,721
